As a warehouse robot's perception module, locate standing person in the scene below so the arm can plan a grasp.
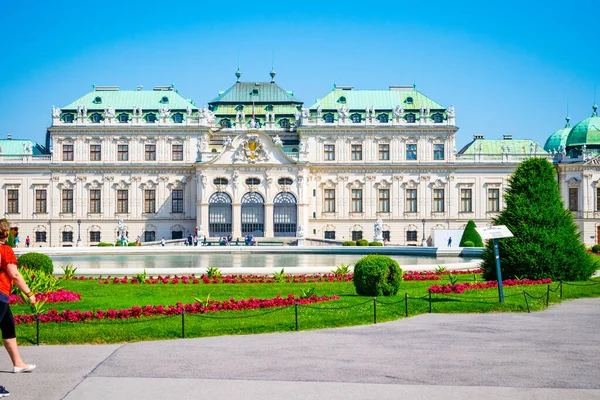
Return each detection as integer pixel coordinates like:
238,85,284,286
25,236,30,248
161,237,165,247
0,219,37,377
193,235,198,246
135,236,141,247
447,237,452,247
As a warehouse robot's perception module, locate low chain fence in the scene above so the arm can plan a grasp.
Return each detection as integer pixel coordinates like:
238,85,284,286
24,279,600,345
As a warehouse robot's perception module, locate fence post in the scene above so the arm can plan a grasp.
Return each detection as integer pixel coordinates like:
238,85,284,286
181,308,185,339
428,291,432,313
295,302,299,331
404,293,409,317
35,313,40,346
373,297,377,324
560,280,563,299
546,284,550,307
523,291,530,313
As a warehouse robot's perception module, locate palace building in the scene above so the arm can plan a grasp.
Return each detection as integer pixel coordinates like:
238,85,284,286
2,71,600,246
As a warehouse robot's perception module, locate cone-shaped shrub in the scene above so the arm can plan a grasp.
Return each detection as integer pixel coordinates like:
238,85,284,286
353,255,402,296
459,220,483,247
481,158,595,281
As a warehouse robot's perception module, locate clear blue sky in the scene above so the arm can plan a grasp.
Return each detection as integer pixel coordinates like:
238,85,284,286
1,0,598,150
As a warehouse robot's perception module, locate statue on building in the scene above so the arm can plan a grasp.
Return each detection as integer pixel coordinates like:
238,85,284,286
316,105,322,118
297,225,305,238
392,105,404,122
299,138,308,153
52,106,61,119
272,135,283,147
301,107,310,119
105,106,116,119
23,143,32,154
159,106,170,119
224,136,233,147
447,104,455,117
338,105,349,122
186,105,193,117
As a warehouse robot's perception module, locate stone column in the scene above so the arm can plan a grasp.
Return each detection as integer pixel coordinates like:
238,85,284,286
264,203,274,238
232,203,242,238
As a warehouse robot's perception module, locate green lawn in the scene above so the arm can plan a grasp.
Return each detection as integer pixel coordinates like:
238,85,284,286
13,274,600,345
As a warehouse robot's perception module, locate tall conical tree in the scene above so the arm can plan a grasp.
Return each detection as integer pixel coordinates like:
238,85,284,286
459,220,484,247
481,158,595,281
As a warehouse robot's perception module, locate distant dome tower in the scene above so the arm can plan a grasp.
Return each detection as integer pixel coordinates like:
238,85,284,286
543,115,571,153
565,104,600,157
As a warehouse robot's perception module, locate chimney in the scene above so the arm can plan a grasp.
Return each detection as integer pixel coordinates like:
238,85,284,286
473,134,484,140
503,134,513,140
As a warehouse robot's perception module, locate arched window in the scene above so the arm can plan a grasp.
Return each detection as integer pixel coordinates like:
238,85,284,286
378,114,388,123
172,113,183,123
118,113,129,123
279,118,290,128
277,177,293,185
93,96,102,104
161,96,169,103
245,178,261,186
220,118,231,128
432,113,443,123
265,104,274,111
338,96,346,103
213,177,229,186
235,104,244,111
273,192,297,237
405,113,416,123
324,113,334,123
208,192,232,238
146,113,157,123
91,113,102,123
241,192,265,237
405,97,413,104
351,113,361,123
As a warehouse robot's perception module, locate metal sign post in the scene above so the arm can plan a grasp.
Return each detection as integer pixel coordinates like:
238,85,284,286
476,226,514,304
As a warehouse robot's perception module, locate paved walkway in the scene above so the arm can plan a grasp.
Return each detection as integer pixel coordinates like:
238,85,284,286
2,299,599,400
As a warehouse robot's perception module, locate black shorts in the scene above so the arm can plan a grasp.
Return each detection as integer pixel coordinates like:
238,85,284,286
0,302,16,339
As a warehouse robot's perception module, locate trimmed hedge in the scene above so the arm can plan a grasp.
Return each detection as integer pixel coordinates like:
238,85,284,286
356,239,369,246
342,241,356,246
17,252,54,275
352,255,402,296
463,240,475,247
459,220,484,247
97,242,114,247
592,245,600,254
369,241,383,246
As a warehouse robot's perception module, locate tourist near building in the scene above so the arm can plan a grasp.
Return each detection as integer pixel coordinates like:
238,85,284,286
1,71,600,246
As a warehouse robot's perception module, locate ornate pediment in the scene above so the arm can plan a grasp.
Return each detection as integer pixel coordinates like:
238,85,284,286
585,155,600,165
233,134,270,164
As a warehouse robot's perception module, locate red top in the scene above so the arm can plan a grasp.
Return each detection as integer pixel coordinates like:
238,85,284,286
0,244,16,297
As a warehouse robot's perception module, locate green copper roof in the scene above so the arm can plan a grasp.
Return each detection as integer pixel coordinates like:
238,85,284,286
0,139,47,155
543,116,571,152
309,86,446,110
209,82,303,104
458,138,548,155
566,105,600,147
62,88,196,110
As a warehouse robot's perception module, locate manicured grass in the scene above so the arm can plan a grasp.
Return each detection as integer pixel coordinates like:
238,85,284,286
13,274,600,345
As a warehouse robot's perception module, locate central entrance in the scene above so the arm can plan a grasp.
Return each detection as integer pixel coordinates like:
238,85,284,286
241,192,265,237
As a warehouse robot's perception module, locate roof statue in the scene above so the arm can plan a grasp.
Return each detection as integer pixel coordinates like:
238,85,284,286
272,135,283,147
52,106,61,119
104,106,115,119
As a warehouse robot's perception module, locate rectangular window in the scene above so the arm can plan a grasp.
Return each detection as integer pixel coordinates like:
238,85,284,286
383,231,391,242
172,231,183,240
351,144,363,161
378,189,390,213
35,189,47,213
597,188,600,211
378,144,390,160
434,144,445,160
406,144,417,160
568,188,578,211
324,189,336,212
89,190,101,213
406,230,418,242
351,189,363,213
145,144,156,161
433,189,445,212
172,189,184,213
35,231,47,243
406,189,417,213
324,231,336,240
460,189,472,213
117,190,129,214
7,189,18,213
62,189,73,213
172,145,184,161
62,144,74,161
324,144,335,161
117,145,129,161
352,231,363,241
144,231,156,242
90,231,101,242
145,189,156,213
488,188,500,212
62,231,73,243
90,144,101,161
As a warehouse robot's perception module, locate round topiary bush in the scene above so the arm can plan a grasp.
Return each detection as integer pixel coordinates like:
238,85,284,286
463,240,475,247
17,252,54,275
343,241,356,246
369,241,383,246
352,255,402,296
356,239,369,246
592,245,600,254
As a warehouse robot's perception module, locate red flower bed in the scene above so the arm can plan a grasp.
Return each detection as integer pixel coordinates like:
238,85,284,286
13,294,340,325
403,269,483,281
9,290,81,305
428,278,553,294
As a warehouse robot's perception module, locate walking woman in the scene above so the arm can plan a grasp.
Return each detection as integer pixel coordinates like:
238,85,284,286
0,219,37,377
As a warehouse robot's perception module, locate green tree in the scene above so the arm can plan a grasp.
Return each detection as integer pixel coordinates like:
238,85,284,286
481,158,595,281
459,220,484,247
